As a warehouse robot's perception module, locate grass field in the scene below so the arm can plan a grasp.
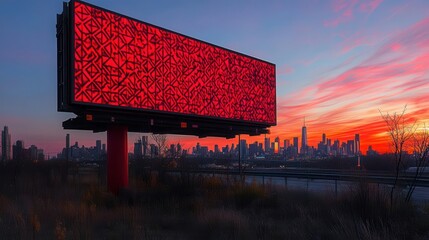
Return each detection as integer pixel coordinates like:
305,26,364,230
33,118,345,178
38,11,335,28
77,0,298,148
0,161,428,239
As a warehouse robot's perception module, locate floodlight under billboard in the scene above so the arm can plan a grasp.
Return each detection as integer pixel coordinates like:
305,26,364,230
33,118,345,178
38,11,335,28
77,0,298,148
57,0,276,138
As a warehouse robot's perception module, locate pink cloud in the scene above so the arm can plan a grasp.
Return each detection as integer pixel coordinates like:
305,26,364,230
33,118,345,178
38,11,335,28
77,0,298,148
276,16,429,152
359,0,383,13
324,0,358,27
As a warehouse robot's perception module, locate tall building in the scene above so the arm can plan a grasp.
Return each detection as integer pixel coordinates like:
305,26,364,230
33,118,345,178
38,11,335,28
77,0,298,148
264,137,270,153
354,134,360,156
170,144,176,156
239,139,247,157
1,126,11,161
301,119,307,154
293,137,299,152
66,134,70,159
142,135,148,157
322,133,326,145
13,140,25,161
249,142,259,156
96,140,101,159
177,143,182,156
284,139,290,149
273,141,279,154
134,139,143,159
347,140,355,156
214,144,220,154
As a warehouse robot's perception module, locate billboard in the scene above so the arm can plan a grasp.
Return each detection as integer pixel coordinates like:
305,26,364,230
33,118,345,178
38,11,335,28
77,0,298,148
58,0,276,128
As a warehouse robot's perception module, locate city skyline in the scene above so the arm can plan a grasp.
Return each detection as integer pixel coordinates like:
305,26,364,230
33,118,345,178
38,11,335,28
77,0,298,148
1,124,369,160
2,0,429,155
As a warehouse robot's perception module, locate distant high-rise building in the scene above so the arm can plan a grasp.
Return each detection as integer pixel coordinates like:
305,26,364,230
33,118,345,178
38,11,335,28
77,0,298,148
142,135,148,157
66,134,70,159
177,143,182,156
29,145,38,162
249,142,259,156
214,144,220,154
322,133,326,145
273,141,279,154
200,146,209,157
1,126,11,162
301,119,308,154
150,144,158,157
284,139,290,149
96,140,101,159
347,140,355,156
222,145,229,154
134,139,143,159
293,137,299,152
170,144,176,156
367,145,378,156
196,142,201,155
13,140,25,161
354,134,360,156
96,140,101,151
66,134,70,148
239,139,247,157
264,137,270,153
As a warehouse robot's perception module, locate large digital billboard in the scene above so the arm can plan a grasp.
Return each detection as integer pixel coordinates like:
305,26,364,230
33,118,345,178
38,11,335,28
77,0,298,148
58,0,276,128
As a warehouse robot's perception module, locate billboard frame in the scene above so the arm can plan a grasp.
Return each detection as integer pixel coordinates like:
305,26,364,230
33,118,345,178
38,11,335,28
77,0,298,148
57,0,276,137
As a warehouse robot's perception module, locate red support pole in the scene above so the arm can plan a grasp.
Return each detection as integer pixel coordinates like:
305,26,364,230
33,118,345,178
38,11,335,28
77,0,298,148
107,125,128,194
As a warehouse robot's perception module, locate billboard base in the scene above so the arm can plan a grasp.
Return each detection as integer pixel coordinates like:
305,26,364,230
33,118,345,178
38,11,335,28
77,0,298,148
107,125,128,194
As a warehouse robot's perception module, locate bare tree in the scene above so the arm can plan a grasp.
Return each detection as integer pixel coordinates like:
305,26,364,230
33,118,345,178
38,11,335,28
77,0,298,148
379,106,415,205
405,124,429,202
151,134,168,157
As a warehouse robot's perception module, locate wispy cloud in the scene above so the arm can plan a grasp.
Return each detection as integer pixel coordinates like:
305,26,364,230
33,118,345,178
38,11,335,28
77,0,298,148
324,0,383,27
276,16,429,152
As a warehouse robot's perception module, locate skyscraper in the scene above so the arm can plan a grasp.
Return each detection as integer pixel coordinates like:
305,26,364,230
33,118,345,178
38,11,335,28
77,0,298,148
239,139,247,157
96,140,102,159
214,144,220,154
284,139,290,149
293,137,299,152
66,134,70,149
1,126,11,162
301,119,307,154
354,134,360,156
134,139,143,159
142,135,148,157
13,140,24,161
322,133,326,145
264,137,270,153
274,136,280,154
347,140,355,156
63,133,71,160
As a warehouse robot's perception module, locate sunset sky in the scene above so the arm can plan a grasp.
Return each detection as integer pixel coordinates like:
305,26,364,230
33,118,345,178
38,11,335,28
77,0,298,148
1,0,429,156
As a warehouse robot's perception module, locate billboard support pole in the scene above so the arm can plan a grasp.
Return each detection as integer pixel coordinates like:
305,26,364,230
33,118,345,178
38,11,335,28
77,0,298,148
107,125,128,194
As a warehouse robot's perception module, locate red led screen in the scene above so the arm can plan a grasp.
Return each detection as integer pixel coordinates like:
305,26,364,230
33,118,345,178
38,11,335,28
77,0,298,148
72,1,276,125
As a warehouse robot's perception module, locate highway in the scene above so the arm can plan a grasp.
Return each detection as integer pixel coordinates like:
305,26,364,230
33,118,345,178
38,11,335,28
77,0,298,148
165,167,429,188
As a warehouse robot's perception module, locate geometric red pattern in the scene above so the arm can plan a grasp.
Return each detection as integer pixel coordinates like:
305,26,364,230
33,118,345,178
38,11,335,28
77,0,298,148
73,1,276,125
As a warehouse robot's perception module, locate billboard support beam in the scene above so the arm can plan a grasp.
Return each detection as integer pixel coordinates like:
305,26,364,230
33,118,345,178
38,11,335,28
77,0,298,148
107,125,128,194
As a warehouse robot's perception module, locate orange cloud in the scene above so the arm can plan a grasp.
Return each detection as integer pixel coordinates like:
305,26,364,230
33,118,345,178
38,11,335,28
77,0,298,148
275,16,429,153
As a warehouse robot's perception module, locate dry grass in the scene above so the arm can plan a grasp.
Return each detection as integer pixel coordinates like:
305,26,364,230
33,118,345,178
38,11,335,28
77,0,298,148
0,162,428,239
